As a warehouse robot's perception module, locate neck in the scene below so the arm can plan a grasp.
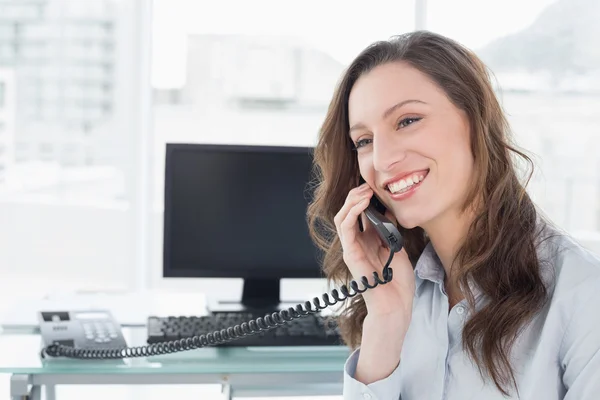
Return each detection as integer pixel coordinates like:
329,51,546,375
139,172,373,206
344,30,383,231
422,207,475,304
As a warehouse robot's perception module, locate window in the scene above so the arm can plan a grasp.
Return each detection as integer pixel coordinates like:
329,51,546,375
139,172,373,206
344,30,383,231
151,0,416,199
426,0,600,236
0,1,144,303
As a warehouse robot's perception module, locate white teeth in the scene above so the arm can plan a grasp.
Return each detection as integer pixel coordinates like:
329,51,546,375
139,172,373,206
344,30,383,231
387,172,427,194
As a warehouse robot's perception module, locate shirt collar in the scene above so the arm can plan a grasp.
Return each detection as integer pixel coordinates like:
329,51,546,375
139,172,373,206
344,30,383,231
413,242,483,301
414,242,445,292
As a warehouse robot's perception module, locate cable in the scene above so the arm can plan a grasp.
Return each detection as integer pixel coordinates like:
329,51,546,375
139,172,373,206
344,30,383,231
40,249,396,360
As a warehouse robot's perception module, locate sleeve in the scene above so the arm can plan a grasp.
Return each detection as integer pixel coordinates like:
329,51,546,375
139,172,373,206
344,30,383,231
343,347,403,400
560,277,600,399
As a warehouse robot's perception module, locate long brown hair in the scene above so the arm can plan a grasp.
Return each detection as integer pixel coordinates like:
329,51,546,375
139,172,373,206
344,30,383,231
307,31,548,396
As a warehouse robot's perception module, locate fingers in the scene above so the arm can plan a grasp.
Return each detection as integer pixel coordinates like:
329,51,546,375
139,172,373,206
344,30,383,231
333,183,372,234
339,194,372,245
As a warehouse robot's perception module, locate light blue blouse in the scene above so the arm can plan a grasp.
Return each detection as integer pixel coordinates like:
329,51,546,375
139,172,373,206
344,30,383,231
343,223,600,399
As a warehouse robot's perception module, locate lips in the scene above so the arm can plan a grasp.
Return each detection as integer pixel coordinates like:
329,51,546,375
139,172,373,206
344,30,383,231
386,169,429,194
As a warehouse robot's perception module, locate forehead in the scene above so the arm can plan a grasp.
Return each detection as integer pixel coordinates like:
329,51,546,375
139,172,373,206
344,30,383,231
348,62,441,121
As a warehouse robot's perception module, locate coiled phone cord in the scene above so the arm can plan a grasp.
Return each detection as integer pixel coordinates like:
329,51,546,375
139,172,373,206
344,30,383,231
41,250,395,360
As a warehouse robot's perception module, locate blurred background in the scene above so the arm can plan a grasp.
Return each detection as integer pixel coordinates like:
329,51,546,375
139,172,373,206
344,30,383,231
0,0,598,398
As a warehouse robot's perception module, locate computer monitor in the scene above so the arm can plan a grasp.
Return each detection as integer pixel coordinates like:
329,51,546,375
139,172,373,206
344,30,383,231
163,143,325,310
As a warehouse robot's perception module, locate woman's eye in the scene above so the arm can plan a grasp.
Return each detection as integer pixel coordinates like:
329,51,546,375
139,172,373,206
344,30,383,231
397,117,422,129
353,118,421,149
354,138,372,149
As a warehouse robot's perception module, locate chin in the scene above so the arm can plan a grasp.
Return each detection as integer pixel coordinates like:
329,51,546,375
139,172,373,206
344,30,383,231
393,214,423,230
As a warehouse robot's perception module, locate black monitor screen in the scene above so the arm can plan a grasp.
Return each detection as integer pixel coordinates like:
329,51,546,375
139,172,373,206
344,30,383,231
163,143,324,279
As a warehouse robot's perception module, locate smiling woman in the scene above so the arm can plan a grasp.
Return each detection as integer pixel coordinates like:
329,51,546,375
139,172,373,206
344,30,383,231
307,30,600,400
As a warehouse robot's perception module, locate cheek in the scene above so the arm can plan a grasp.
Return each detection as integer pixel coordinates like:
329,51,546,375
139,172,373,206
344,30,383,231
434,132,474,188
357,155,375,182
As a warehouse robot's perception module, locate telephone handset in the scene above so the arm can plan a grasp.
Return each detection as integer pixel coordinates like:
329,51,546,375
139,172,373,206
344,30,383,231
359,177,404,253
41,181,404,360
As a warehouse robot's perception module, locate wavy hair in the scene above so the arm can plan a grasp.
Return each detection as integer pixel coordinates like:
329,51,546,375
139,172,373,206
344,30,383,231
307,31,548,396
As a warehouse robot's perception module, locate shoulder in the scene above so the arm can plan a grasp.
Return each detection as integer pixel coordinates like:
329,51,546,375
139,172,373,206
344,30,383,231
537,220,600,299
536,220,600,359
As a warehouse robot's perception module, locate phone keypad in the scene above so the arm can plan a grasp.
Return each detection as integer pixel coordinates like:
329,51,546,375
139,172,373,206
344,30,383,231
83,321,120,344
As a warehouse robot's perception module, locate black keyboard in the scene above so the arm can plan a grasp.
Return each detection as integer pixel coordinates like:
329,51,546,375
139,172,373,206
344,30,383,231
147,312,343,347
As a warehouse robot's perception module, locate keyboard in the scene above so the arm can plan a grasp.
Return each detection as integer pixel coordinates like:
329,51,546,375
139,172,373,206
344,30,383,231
147,312,343,347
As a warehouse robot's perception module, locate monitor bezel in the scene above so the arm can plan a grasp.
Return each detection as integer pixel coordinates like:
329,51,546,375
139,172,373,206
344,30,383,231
162,142,324,280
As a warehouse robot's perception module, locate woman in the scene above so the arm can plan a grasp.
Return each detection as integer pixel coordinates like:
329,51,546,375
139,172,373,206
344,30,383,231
307,31,600,399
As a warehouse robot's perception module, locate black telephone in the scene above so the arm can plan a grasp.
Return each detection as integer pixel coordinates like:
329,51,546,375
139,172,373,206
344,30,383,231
41,182,403,360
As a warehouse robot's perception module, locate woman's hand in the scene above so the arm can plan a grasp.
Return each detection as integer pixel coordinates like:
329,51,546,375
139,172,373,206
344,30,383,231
333,182,416,320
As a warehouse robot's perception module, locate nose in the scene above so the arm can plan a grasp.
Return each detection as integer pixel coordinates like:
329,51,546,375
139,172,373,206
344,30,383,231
372,131,406,173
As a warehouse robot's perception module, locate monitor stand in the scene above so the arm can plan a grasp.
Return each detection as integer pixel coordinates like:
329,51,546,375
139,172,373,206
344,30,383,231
207,278,304,314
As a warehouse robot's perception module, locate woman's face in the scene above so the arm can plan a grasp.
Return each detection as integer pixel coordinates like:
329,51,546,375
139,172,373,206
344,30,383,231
348,61,474,229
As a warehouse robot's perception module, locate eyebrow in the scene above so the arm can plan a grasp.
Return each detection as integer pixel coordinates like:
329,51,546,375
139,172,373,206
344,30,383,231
349,99,427,133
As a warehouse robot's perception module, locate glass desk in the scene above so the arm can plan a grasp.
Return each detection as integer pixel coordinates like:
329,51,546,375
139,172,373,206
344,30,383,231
0,326,350,400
